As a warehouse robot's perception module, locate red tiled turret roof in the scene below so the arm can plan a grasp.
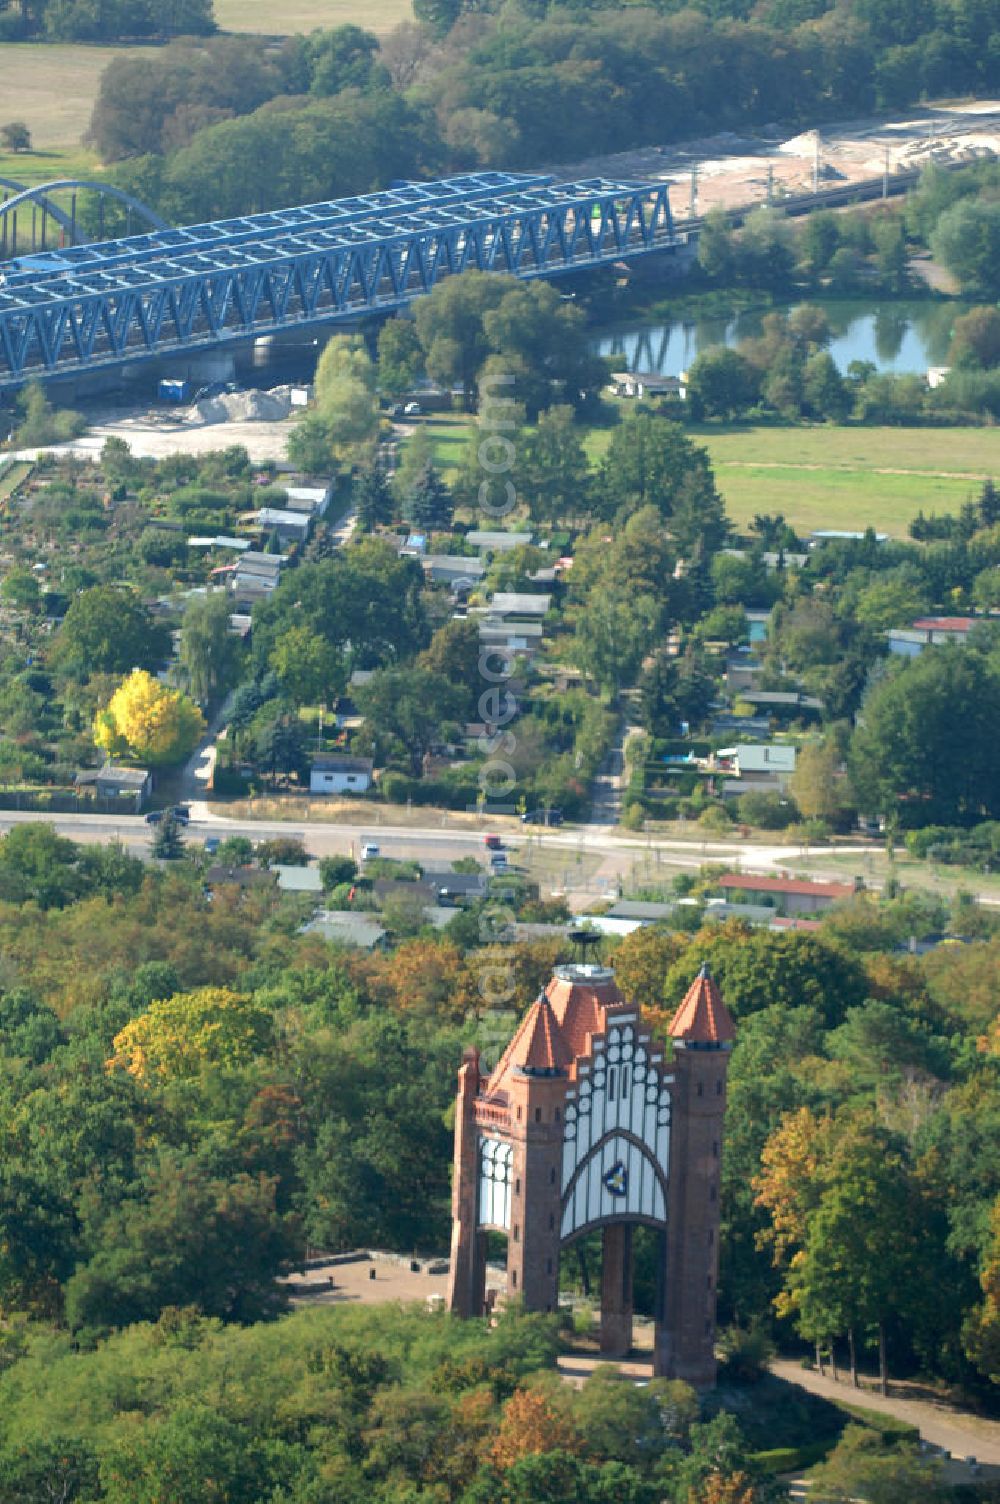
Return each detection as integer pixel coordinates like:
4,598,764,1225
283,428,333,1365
669,964,736,1046
545,965,627,1064
487,993,573,1093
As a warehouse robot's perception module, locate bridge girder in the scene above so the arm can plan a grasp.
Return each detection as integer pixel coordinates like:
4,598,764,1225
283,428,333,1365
0,176,677,389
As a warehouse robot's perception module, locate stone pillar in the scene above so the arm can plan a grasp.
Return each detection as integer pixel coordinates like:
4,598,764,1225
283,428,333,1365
656,1042,731,1386
446,1049,486,1317
600,1222,633,1357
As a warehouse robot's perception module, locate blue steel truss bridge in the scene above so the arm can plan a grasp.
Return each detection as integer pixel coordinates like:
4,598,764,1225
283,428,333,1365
0,171,678,392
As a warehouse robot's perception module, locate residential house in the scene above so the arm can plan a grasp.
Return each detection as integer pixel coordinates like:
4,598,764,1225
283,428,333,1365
604,899,678,923
420,555,485,590
711,714,772,738
740,690,824,720
478,619,545,656
303,910,388,949
309,754,374,795
205,864,277,892
717,872,857,914
724,655,764,694
466,530,534,553
808,530,889,546
888,616,982,658
254,507,311,544
230,550,285,604
425,870,489,905
610,371,686,400
715,742,796,791
478,590,551,658
372,878,438,908
489,592,552,618
188,534,250,553
272,865,324,895
281,475,334,516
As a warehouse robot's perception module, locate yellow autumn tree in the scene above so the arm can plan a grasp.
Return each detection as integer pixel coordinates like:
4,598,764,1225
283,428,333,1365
94,668,205,767
108,987,274,1082
752,1105,830,1265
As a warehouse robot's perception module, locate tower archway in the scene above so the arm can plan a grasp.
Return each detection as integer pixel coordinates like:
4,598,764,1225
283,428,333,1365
447,961,735,1387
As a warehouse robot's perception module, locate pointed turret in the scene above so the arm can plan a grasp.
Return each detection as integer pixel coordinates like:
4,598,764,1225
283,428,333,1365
668,963,736,1047
488,994,573,1093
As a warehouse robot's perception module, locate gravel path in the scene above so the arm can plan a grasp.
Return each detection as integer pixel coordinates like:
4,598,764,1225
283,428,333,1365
770,1357,1000,1468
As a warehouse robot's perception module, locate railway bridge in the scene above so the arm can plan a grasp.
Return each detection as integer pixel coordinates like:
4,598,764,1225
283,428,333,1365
0,171,681,392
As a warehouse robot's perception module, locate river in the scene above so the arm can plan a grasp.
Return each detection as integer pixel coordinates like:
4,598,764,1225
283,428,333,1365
592,297,965,378
224,296,964,394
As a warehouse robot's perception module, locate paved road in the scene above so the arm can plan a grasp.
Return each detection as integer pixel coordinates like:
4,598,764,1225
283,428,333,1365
0,802,883,874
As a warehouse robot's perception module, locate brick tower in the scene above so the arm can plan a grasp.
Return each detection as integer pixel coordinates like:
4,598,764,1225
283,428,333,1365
445,960,735,1387
659,963,735,1387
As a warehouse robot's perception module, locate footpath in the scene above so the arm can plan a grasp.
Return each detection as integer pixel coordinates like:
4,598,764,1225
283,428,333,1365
770,1357,1000,1469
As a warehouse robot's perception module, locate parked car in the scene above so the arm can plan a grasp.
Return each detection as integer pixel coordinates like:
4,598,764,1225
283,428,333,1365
144,810,163,825
204,836,220,855
361,842,380,860
172,804,191,824
484,833,504,850
403,401,422,415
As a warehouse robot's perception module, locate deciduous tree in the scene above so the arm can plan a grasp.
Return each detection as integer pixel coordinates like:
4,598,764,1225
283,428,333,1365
108,986,273,1082
94,669,205,767
178,589,242,706
51,586,168,679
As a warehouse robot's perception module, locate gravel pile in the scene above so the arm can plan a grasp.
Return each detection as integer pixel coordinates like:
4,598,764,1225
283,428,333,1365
187,386,294,425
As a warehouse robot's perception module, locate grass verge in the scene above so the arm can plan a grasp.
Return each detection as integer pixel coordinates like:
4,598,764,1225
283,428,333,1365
0,462,33,504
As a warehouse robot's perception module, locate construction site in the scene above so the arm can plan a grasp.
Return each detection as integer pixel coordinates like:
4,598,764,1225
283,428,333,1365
549,99,1000,218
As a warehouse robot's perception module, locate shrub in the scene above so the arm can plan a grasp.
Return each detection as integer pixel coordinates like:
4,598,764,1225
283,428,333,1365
717,1320,776,1382
319,855,358,889
698,805,732,833
212,765,250,795
255,837,309,867
736,791,797,830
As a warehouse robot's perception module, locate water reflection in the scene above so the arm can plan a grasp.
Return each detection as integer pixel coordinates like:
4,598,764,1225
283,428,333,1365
593,298,964,377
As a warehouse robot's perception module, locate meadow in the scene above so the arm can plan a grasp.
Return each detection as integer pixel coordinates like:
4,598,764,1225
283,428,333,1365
0,44,155,153
0,0,412,157
213,0,411,31
421,413,996,537
587,423,998,536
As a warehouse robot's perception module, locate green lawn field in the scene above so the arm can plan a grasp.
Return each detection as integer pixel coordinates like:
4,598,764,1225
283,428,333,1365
213,0,411,31
418,414,470,475
586,423,998,536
